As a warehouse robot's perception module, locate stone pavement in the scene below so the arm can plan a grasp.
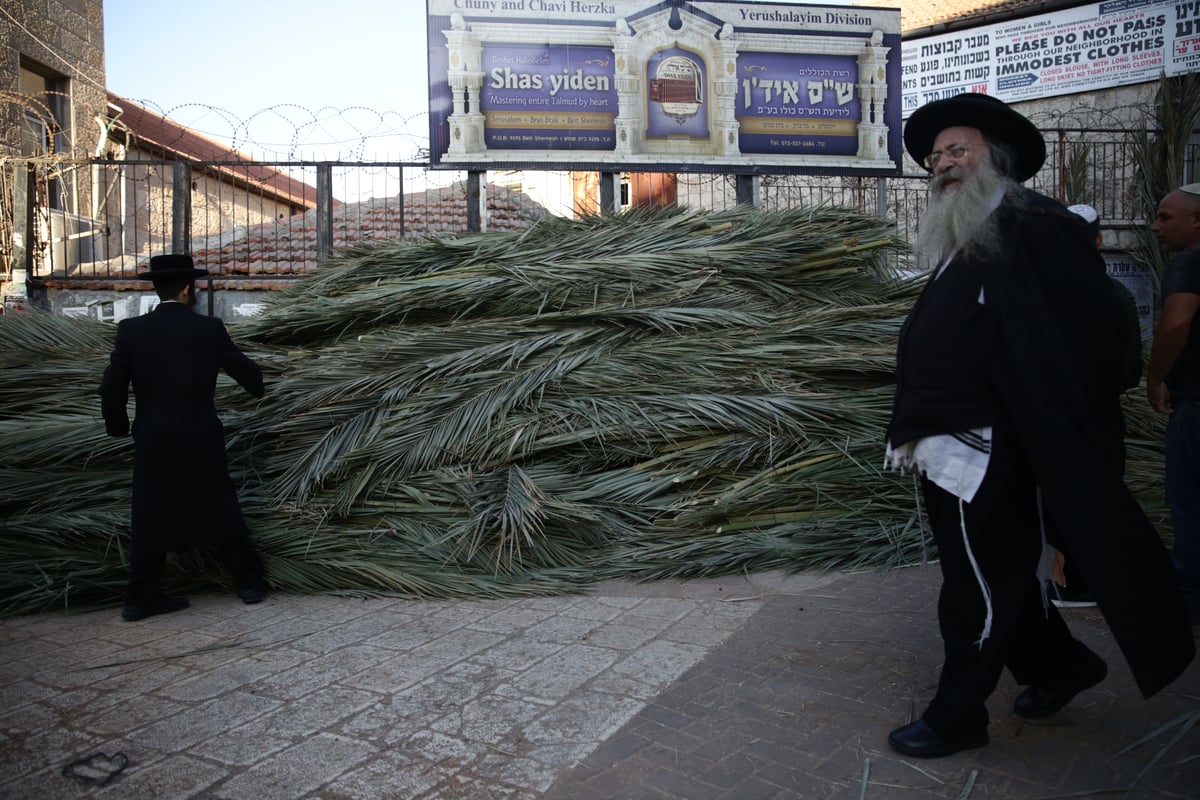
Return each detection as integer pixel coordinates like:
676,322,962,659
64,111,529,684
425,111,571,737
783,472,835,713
0,564,1197,800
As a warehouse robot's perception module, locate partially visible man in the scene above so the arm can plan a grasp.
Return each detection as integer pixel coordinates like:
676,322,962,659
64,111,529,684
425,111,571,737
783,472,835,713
1044,204,1144,609
885,93,1194,759
100,254,270,621
1147,183,1200,630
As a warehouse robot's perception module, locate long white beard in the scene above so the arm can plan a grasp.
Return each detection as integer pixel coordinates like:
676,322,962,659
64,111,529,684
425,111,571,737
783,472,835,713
916,160,1018,271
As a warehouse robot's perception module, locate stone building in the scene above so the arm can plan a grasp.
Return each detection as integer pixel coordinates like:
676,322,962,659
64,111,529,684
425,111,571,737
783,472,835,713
0,0,107,306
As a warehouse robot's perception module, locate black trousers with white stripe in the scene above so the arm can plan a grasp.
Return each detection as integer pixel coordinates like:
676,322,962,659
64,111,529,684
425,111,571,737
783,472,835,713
918,416,1097,735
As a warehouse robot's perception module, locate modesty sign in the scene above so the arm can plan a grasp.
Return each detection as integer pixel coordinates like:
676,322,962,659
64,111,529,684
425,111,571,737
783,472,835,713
426,1,903,175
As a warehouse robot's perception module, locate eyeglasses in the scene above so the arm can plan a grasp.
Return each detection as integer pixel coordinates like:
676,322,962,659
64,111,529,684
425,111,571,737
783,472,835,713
923,143,975,170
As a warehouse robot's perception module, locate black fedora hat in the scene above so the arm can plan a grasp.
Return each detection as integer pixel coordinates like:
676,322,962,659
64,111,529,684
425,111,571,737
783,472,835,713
904,93,1046,182
138,254,208,282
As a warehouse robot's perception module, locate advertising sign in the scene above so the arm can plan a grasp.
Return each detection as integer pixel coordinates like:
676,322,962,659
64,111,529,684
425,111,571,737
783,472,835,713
1106,252,1156,340
427,1,904,174
902,0,1198,116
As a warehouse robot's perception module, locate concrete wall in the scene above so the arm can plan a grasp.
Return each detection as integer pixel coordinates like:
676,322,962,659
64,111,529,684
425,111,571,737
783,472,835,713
32,284,274,323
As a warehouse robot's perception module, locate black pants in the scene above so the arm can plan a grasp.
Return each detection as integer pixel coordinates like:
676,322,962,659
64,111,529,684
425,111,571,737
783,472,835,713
920,420,1096,735
125,535,264,605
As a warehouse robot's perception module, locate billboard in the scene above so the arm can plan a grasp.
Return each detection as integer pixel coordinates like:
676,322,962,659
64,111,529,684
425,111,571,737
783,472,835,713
427,2,904,175
902,0,1199,116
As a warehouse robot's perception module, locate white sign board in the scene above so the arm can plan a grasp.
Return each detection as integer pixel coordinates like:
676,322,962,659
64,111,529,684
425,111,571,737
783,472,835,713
427,1,904,174
902,0,1199,115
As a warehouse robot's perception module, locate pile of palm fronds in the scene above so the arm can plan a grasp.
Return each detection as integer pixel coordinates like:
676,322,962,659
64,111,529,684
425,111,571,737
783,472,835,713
0,205,1168,616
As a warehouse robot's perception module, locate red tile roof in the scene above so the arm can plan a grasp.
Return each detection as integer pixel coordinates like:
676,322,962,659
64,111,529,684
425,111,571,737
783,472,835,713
189,183,546,279
106,92,319,210
46,182,547,288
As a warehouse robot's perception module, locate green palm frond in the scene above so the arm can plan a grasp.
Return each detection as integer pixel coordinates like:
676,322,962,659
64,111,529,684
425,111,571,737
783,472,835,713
0,205,1168,615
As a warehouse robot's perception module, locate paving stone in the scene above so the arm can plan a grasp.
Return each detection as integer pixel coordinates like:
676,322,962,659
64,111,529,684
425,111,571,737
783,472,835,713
240,685,379,738
428,691,545,745
249,644,403,699
217,732,376,800
123,690,281,752
544,566,1200,800
464,606,562,636
1,566,1197,800
190,723,291,766
0,725,98,792
497,644,619,701
90,753,226,800
467,636,566,673
321,748,442,800
578,618,664,651
81,693,192,737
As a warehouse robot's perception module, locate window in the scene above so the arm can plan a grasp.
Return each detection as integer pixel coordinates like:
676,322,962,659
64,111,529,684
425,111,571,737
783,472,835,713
18,62,69,211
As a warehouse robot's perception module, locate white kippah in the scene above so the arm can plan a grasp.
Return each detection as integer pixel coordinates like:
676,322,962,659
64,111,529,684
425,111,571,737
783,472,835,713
1067,204,1098,223
1180,183,1200,196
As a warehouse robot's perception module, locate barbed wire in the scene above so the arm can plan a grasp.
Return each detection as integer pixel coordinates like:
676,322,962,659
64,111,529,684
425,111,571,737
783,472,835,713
0,85,1174,207
3,70,1171,167
2,89,433,163
112,99,434,162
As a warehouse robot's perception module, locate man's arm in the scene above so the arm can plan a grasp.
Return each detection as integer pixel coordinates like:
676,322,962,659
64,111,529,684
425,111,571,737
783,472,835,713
1147,291,1200,413
99,323,132,436
217,323,265,399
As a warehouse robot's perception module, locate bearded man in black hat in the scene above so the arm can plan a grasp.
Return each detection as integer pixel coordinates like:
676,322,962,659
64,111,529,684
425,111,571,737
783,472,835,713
100,254,270,621
884,94,1194,758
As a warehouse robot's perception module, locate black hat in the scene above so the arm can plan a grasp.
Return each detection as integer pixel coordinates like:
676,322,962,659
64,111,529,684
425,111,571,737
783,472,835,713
138,254,208,282
904,93,1046,182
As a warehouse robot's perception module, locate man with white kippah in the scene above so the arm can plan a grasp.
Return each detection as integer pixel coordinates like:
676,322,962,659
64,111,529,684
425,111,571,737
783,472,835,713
1148,183,1200,632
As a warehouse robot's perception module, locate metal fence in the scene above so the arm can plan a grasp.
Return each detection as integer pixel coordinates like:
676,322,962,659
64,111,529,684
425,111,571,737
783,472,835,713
0,126,1182,286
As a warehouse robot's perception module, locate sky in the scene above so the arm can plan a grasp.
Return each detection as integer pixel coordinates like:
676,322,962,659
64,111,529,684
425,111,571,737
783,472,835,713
102,0,435,161
103,0,862,163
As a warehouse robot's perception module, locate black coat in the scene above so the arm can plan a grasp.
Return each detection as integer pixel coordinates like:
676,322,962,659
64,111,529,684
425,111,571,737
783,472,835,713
100,302,264,553
891,189,1194,698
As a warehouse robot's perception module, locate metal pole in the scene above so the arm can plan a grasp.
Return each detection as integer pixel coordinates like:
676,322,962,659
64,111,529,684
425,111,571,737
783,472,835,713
398,165,406,240
735,175,759,208
599,172,620,213
171,162,191,254
467,171,484,232
316,164,334,262
24,164,36,273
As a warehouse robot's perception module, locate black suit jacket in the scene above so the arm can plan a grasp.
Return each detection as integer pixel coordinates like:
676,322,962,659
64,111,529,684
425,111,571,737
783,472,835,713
100,302,264,552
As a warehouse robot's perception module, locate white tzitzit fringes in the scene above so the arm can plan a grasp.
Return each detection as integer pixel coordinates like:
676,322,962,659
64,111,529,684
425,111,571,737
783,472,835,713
959,497,993,649
913,472,930,565
1034,487,1056,615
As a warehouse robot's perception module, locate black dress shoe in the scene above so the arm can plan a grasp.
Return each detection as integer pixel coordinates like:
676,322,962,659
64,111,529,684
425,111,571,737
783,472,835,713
1014,651,1107,719
236,585,269,605
121,595,189,622
887,720,988,758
